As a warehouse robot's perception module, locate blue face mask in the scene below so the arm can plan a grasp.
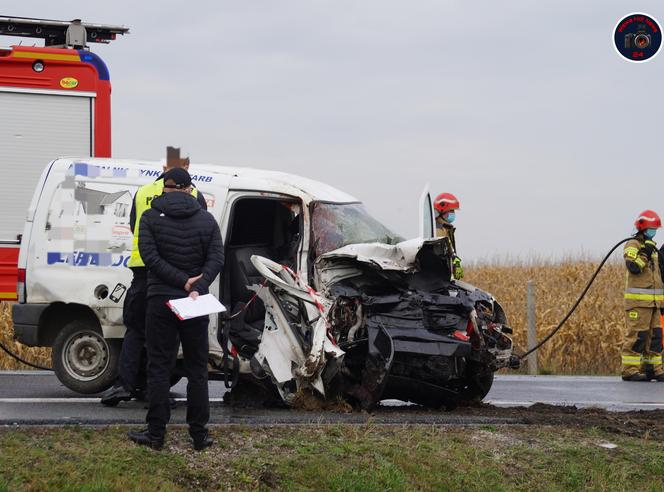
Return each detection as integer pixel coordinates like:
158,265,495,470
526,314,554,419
444,212,456,224
645,228,657,239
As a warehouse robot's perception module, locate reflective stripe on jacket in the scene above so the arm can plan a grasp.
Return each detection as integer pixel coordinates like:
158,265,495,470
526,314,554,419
623,237,664,309
128,179,199,267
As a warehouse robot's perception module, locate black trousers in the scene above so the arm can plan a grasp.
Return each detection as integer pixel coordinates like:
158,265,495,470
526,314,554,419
118,268,148,392
145,296,209,439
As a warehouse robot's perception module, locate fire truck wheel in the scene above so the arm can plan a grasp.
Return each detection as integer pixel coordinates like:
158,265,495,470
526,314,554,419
52,320,121,394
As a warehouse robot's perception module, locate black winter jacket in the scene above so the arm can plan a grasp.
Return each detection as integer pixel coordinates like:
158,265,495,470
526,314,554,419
138,192,224,299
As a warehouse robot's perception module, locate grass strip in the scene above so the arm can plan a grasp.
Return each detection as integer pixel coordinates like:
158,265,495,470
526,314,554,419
1,424,664,491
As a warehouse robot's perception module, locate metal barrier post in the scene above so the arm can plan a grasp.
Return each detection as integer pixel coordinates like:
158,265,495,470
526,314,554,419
527,280,538,375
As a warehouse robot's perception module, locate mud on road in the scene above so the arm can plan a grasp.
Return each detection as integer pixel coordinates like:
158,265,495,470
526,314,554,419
439,402,664,440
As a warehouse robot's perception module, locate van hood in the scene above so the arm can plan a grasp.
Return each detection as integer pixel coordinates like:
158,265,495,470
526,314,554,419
314,237,454,291
151,192,201,218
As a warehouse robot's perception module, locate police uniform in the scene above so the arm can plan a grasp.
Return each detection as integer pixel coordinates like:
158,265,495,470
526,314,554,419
622,236,664,379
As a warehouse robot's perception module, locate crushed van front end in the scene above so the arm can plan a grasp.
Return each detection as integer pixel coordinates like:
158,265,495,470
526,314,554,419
227,236,516,410
316,238,517,409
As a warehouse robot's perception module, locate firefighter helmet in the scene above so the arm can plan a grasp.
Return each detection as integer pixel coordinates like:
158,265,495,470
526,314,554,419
434,192,460,213
635,210,662,231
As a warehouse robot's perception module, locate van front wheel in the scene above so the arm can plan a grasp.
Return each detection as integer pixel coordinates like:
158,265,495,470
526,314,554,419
52,320,121,394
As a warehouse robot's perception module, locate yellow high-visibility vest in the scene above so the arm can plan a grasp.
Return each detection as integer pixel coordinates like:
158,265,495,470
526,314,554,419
127,178,199,267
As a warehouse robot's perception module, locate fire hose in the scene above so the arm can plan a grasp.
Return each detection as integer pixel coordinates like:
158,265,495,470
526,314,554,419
517,236,634,360
0,339,51,371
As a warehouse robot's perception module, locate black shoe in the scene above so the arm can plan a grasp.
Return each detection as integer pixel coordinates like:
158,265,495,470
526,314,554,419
653,373,664,382
128,429,164,450
622,373,649,382
192,433,214,451
100,384,132,406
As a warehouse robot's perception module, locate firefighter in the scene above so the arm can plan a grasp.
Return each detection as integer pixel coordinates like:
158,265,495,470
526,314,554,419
621,210,664,382
101,149,207,406
434,192,463,280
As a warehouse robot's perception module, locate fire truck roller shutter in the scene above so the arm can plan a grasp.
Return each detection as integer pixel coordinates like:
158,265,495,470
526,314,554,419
0,89,92,239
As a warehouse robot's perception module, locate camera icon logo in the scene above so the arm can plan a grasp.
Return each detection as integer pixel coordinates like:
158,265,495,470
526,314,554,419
614,13,661,62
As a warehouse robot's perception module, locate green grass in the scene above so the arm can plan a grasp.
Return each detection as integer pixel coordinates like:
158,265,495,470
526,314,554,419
1,424,664,491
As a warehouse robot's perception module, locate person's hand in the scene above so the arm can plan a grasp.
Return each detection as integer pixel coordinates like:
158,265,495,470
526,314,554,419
453,256,464,280
642,241,657,258
189,291,199,300
184,274,203,292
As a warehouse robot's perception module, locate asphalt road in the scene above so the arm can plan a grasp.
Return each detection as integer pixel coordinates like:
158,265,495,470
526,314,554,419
1,372,663,425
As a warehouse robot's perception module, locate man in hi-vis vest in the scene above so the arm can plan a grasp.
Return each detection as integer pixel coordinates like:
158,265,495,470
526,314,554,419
101,147,207,406
621,210,664,382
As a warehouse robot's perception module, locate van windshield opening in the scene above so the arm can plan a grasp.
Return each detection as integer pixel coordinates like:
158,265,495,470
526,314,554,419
311,202,404,257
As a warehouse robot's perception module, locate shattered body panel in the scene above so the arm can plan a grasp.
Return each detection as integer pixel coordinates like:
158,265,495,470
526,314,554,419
231,236,515,410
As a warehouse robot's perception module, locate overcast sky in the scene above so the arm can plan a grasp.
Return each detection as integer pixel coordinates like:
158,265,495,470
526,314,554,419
5,1,664,261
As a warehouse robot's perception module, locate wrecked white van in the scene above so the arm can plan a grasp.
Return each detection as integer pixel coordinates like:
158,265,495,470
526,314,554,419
13,158,517,409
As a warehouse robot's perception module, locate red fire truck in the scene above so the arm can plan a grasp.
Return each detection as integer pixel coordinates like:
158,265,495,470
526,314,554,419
0,16,128,300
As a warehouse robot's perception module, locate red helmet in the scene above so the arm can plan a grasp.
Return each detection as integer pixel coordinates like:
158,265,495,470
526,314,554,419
434,192,460,213
635,210,662,231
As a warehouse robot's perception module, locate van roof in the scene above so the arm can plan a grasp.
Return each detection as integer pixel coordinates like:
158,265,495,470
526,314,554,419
51,158,359,203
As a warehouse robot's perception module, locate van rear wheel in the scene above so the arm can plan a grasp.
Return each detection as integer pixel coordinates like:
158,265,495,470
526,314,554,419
52,320,120,394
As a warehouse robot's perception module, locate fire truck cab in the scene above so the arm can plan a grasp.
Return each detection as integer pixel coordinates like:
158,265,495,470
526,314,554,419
0,16,127,301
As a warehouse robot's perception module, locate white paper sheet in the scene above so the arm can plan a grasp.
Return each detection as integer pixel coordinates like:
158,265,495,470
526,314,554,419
167,294,226,320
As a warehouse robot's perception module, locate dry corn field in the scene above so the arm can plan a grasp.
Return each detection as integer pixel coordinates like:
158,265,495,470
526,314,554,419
465,260,626,375
0,260,632,374
0,302,50,370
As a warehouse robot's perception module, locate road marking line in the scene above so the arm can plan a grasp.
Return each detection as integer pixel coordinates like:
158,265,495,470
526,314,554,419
0,398,227,403
485,400,534,406
487,400,664,408
0,371,53,376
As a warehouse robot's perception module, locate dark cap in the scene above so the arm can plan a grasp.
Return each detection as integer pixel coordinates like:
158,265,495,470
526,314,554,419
162,168,192,189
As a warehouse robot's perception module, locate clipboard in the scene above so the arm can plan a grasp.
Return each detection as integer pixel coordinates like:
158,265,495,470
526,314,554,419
166,294,226,320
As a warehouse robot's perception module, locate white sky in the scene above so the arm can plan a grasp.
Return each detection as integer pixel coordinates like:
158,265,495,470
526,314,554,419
5,1,664,261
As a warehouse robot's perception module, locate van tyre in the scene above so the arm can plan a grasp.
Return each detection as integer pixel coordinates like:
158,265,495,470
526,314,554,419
52,320,121,394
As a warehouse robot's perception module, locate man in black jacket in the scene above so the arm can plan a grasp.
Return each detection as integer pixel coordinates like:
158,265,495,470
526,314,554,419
128,168,223,451
101,153,207,406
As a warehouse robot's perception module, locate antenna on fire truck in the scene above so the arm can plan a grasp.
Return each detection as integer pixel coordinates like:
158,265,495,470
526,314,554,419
0,15,128,49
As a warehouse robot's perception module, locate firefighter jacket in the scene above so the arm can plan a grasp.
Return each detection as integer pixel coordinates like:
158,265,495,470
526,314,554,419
128,178,203,267
435,216,457,253
436,216,464,279
623,235,664,309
